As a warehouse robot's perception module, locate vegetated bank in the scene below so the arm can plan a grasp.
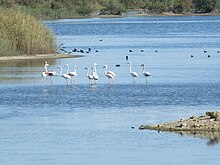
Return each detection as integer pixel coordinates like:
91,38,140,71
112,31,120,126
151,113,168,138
1,0,220,19
0,8,56,57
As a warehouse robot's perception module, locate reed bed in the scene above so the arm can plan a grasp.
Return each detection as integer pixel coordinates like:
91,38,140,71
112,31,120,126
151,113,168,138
0,9,56,56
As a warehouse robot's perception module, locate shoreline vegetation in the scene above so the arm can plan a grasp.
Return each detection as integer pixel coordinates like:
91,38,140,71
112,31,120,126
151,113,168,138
1,0,220,60
1,0,220,20
0,9,56,58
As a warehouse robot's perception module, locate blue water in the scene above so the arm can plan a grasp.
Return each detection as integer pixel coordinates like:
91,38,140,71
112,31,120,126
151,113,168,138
0,16,220,165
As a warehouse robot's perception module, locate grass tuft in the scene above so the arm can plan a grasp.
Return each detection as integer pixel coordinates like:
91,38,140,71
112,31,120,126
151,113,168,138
0,8,56,56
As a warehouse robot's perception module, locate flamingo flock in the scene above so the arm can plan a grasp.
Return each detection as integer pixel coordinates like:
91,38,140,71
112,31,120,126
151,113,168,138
41,61,151,85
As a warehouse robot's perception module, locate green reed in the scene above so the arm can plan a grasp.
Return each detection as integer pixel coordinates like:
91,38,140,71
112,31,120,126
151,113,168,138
0,9,56,56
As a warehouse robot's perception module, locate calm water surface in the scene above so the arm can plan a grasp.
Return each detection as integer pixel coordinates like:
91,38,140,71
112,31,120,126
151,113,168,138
0,16,220,165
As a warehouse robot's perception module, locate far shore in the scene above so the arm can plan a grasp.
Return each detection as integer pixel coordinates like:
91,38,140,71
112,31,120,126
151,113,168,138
44,11,220,20
89,11,220,18
0,54,83,61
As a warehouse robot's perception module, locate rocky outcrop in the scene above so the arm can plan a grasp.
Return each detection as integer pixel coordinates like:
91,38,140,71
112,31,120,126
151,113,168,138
139,111,220,131
139,111,220,145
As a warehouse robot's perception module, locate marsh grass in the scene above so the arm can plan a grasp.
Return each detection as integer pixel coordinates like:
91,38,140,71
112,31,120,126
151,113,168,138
0,8,56,56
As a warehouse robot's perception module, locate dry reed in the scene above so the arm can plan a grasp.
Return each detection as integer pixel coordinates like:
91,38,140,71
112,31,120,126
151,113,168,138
0,8,56,56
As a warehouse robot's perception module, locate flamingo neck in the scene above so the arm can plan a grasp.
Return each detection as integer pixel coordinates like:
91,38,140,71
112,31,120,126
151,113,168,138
141,66,145,73
86,68,89,76
74,66,77,73
93,65,97,75
104,67,107,75
44,65,48,72
66,65,69,74
59,67,62,76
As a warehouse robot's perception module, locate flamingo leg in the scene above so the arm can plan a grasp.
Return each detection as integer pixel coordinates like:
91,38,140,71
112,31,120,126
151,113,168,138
50,77,53,85
73,77,76,85
42,77,45,88
70,77,73,85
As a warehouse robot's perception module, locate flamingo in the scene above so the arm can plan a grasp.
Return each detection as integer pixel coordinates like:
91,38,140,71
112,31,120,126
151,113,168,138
57,66,71,85
92,63,99,84
141,64,151,84
41,62,49,84
84,67,94,85
64,64,77,85
103,65,116,84
41,61,56,85
127,61,139,84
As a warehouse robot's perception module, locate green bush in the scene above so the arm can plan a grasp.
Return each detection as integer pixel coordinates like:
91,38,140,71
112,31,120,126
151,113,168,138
0,8,56,56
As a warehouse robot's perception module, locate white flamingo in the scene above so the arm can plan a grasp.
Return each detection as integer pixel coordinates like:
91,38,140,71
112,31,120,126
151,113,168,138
103,65,116,84
64,64,77,85
41,62,49,84
84,67,94,85
141,64,151,84
127,61,139,84
57,66,71,85
92,63,99,84
41,61,56,85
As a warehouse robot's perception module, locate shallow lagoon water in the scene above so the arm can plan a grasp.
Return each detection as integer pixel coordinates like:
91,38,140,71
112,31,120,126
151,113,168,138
0,16,220,164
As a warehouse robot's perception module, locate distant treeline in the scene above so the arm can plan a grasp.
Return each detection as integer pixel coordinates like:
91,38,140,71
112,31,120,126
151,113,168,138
1,0,220,19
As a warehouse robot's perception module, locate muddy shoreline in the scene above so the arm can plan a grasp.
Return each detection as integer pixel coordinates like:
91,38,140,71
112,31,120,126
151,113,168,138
0,54,83,61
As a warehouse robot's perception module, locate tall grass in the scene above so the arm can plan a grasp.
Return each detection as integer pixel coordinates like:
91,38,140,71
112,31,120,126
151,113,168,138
0,8,56,56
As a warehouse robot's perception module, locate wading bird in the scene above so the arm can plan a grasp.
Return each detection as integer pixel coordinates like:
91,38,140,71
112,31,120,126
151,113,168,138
141,64,151,84
41,61,56,85
64,64,77,85
57,66,71,85
103,65,116,84
84,67,94,85
127,61,139,84
92,63,99,84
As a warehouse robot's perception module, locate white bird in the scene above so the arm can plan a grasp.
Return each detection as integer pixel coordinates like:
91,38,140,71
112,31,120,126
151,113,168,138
41,61,56,85
41,62,49,83
92,63,99,84
64,64,77,85
103,65,116,84
141,64,151,84
57,66,71,85
127,61,139,84
84,67,94,85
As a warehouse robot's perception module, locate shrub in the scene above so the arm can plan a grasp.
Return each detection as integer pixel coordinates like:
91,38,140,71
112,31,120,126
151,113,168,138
0,8,56,56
